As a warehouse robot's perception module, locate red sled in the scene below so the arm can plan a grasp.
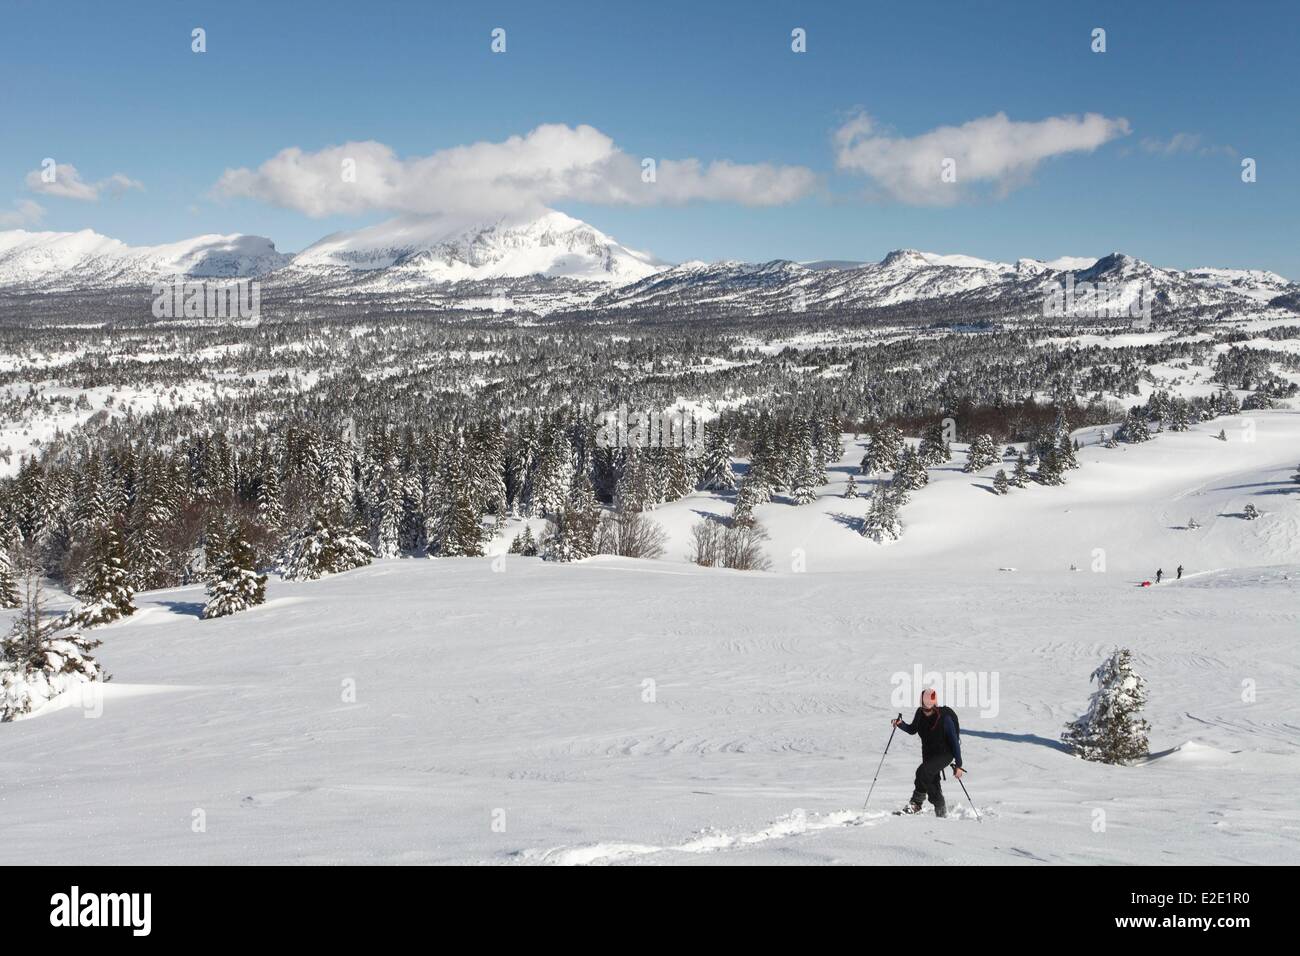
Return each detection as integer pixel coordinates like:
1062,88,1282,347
1140,580,1152,587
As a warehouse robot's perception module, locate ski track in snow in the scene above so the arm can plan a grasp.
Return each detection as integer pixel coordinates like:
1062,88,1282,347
522,803,990,866
523,809,882,865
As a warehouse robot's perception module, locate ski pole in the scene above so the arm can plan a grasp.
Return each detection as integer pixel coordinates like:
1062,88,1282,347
952,764,981,823
861,713,903,812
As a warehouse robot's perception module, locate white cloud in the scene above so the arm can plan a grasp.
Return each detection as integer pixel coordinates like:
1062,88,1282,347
213,124,817,218
834,111,1131,205
25,163,143,201
0,199,45,228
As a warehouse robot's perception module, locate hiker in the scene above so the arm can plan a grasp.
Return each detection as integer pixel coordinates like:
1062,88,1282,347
1177,565,1184,580
892,689,963,818
1156,568,1163,584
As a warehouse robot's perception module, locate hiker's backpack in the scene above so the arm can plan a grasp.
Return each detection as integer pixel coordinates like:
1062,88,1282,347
938,706,960,778
940,705,960,737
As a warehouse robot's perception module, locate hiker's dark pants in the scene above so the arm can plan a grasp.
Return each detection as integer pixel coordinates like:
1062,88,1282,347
911,751,953,808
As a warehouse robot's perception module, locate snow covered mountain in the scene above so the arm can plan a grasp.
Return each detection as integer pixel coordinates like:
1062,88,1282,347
290,210,662,285
1183,265,1297,303
595,247,1300,319
1,213,1295,320
0,229,289,290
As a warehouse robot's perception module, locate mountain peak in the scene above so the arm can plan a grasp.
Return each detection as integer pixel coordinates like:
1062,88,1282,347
292,209,663,284
0,228,288,289
880,248,929,268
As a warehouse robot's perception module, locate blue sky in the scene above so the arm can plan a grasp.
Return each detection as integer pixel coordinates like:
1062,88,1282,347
1,0,1297,275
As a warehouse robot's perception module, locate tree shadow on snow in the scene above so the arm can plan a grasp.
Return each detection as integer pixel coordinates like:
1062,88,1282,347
1212,480,1293,492
690,508,731,526
963,729,1071,753
157,600,205,619
827,511,865,534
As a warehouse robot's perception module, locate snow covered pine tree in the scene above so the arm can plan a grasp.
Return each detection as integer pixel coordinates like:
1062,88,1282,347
281,514,375,581
70,524,136,628
0,557,106,720
860,488,902,543
1062,647,1151,764
203,524,268,619
963,433,1000,473
0,546,19,609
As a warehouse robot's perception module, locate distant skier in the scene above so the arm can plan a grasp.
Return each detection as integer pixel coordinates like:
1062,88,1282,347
1177,565,1184,580
892,688,963,818
1156,568,1163,584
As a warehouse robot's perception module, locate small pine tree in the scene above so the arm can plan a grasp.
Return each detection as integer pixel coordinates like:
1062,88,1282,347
1243,503,1260,520
511,525,538,556
203,527,267,619
1058,433,1079,470
1,555,106,720
860,489,902,543
731,493,756,528
696,427,736,492
70,525,136,628
1117,408,1152,444
992,469,1009,495
892,445,929,491
917,421,951,466
1062,648,1150,764
963,434,1000,473
732,473,769,527
1035,446,1067,486
790,455,818,505
1215,390,1241,416
281,514,374,581
860,424,903,475
843,474,859,499
541,479,602,562
1011,454,1030,488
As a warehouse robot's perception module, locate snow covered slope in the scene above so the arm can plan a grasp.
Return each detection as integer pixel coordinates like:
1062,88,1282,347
1,412,1297,865
1184,266,1296,303
639,409,1300,577
0,229,289,290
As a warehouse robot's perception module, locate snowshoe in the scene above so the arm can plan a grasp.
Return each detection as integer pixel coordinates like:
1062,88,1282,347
893,803,925,816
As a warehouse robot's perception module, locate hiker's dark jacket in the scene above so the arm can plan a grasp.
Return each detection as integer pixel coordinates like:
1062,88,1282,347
899,707,962,768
